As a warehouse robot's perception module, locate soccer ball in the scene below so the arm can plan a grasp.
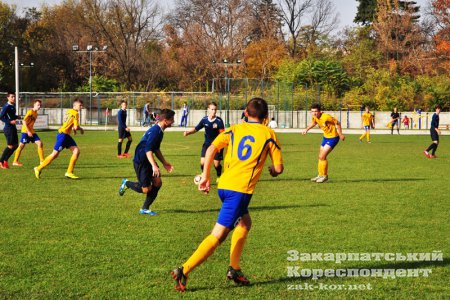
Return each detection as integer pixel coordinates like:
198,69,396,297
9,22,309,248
194,175,202,185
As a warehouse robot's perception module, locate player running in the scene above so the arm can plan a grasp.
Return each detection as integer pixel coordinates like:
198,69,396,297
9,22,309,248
302,103,345,183
359,106,375,143
183,102,225,181
171,97,284,292
13,100,45,166
34,99,84,179
118,109,175,216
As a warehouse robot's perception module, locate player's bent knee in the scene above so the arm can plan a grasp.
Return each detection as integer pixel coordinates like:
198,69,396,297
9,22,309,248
141,187,150,194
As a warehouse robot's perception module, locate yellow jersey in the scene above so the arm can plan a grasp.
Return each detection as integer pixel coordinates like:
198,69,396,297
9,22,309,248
58,109,79,134
21,109,38,134
313,113,339,138
362,112,374,126
212,122,283,194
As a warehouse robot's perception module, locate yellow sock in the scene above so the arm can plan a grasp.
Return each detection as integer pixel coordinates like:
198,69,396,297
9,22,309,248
67,154,78,174
359,132,366,140
183,234,220,275
37,147,44,162
13,147,23,163
367,132,370,142
37,155,54,171
318,159,328,176
230,226,249,270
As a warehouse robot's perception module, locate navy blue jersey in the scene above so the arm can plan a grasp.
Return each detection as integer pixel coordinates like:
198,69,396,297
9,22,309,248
0,102,18,129
431,113,439,129
195,116,225,144
117,109,127,129
134,125,164,164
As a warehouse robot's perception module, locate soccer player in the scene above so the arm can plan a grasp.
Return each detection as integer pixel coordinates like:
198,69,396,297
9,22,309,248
34,99,84,179
302,103,345,183
0,91,19,169
171,97,284,292
359,106,375,143
13,99,45,166
118,109,175,215
423,105,441,159
117,100,132,158
390,107,400,134
183,102,225,181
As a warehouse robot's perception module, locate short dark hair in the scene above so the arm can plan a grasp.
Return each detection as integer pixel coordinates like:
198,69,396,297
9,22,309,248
209,102,217,107
120,100,127,105
159,109,175,121
246,97,268,120
311,103,321,111
34,99,42,104
74,99,83,105
436,105,442,110
7,91,15,97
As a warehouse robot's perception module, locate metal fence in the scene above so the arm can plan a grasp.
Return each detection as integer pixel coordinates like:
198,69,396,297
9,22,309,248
8,79,445,129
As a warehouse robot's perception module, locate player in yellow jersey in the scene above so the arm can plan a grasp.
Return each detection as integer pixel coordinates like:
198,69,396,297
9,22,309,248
302,103,345,183
171,97,284,292
359,106,375,143
12,100,45,166
33,99,84,179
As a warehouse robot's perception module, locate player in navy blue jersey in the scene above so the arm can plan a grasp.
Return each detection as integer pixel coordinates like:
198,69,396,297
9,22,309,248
118,109,175,216
0,92,19,169
423,105,442,159
184,102,225,181
117,101,132,158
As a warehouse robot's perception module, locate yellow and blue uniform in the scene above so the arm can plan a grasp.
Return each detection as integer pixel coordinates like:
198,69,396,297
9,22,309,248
212,121,283,229
362,112,373,130
20,109,41,144
313,113,340,149
54,109,79,151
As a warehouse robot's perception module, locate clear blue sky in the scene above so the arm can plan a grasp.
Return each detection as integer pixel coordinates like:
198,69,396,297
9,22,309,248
5,0,429,30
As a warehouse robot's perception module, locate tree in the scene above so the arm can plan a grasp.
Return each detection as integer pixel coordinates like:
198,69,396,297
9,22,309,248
354,0,377,25
168,0,253,89
278,0,313,58
373,0,425,74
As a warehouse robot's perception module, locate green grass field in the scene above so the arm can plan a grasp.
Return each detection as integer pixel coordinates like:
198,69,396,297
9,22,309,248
0,130,449,299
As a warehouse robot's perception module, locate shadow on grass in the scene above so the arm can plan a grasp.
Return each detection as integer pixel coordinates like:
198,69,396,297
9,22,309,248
253,259,449,287
164,204,328,214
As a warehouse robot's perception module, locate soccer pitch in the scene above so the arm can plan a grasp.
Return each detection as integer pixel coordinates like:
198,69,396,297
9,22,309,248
1,131,448,299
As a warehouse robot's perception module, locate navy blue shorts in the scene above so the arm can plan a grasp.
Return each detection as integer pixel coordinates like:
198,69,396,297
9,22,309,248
20,133,41,144
133,161,154,188
201,143,224,161
3,126,18,146
321,136,340,149
430,129,439,141
53,133,77,152
118,127,131,139
364,125,370,130
217,189,252,229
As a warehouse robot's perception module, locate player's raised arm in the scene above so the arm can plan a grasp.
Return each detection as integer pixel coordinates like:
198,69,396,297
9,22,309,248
302,120,317,135
183,127,197,137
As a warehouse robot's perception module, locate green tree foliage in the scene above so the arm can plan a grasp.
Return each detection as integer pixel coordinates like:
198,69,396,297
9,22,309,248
354,0,377,25
77,75,121,93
